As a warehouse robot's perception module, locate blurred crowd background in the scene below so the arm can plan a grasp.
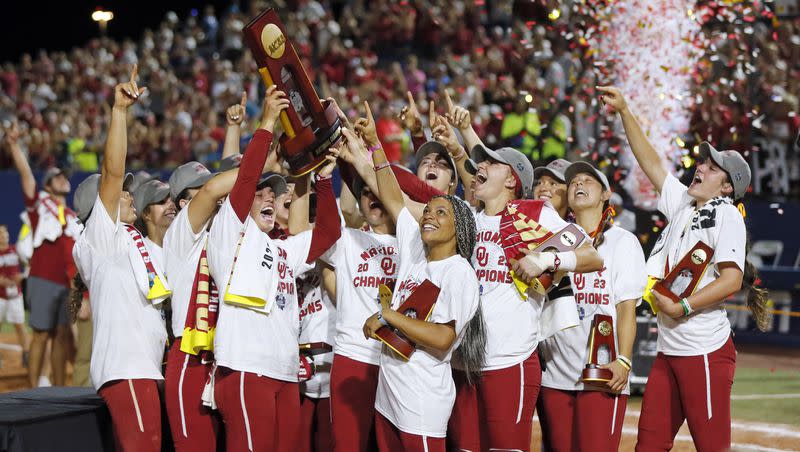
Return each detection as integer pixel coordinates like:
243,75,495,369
0,0,797,205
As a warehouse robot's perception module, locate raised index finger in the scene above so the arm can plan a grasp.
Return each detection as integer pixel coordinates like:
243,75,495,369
240,91,247,108
406,91,417,111
363,101,374,122
429,100,436,122
444,89,454,112
130,64,139,83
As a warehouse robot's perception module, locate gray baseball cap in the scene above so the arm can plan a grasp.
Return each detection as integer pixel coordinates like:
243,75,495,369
134,180,171,216
533,159,570,184
257,172,288,197
73,172,134,222
218,154,243,172
698,142,751,201
41,167,67,187
128,170,158,193
415,141,458,186
564,161,610,191
169,161,214,201
466,144,534,198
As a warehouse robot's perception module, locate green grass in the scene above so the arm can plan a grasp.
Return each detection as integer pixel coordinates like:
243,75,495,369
731,367,800,426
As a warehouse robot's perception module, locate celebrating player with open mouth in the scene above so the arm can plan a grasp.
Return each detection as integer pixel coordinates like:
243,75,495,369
205,85,340,451
538,161,647,451
598,86,769,452
72,65,168,452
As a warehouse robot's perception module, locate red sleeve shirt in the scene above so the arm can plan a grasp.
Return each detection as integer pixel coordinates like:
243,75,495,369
0,246,22,299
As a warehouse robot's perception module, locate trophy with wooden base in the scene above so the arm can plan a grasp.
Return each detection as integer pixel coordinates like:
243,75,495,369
531,223,586,293
374,281,441,360
581,314,617,383
643,241,714,313
243,9,342,176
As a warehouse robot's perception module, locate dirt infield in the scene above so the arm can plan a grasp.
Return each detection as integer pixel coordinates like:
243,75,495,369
1,334,798,450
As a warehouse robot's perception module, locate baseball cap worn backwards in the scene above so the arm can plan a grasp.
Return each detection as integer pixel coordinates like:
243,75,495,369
698,142,751,201
466,144,534,198
169,161,214,201
74,172,134,222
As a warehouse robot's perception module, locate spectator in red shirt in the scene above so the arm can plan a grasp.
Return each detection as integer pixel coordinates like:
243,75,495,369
3,121,80,388
375,103,405,163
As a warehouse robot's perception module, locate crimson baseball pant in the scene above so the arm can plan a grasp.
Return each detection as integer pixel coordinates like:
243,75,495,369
298,396,332,452
538,387,627,452
214,367,300,451
98,379,161,452
447,369,481,452
330,354,379,451
164,339,219,451
636,336,736,452
477,352,541,451
375,413,446,452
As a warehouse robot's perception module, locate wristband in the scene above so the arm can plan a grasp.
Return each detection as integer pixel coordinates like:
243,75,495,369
680,298,693,316
616,355,632,369
368,143,383,153
377,309,389,327
554,251,577,272
374,162,391,172
552,254,561,272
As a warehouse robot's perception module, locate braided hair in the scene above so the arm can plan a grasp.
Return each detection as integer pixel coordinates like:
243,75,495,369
432,195,486,384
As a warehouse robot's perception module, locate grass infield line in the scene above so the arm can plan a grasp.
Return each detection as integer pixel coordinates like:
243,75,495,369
618,426,797,452
625,410,800,438
731,394,800,401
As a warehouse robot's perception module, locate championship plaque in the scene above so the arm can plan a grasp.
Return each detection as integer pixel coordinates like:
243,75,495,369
581,314,617,383
530,223,586,294
651,241,714,303
243,9,342,176
374,280,441,361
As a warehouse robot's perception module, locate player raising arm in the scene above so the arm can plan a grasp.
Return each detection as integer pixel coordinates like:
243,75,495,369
598,86,769,451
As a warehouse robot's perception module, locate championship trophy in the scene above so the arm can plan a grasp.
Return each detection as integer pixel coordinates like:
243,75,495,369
374,280,441,360
647,241,714,309
243,9,342,176
581,314,617,383
298,342,333,356
532,223,586,292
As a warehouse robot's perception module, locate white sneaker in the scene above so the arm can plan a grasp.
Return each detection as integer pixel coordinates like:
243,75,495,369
38,376,52,387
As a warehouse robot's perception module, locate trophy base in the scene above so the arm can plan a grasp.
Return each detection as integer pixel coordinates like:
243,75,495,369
581,365,613,383
375,328,415,361
281,101,343,176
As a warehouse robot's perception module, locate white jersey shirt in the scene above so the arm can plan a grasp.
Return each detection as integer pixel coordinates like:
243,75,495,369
72,196,167,389
321,228,398,365
649,173,745,355
143,237,164,268
163,206,208,338
541,226,647,394
472,204,568,370
208,199,312,381
375,208,480,437
298,267,336,398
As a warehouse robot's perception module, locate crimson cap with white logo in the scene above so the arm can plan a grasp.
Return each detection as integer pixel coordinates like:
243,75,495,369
698,142,751,201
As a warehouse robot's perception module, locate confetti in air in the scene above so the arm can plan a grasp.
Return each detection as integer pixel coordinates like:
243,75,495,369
585,0,703,209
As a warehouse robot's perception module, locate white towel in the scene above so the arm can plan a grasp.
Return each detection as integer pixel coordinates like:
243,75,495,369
538,291,580,341
28,192,82,248
223,220,279,315
125,225,172,305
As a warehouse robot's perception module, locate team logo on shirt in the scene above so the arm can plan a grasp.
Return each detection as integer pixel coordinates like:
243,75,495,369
276,293,287,310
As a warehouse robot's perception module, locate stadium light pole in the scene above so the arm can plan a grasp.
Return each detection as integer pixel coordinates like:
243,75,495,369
91,9,114,36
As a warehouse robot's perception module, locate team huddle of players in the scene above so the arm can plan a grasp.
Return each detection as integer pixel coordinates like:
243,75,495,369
6,64,765,452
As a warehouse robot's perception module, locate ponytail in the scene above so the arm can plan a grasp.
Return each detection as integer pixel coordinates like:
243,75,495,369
68,273,88,323
453,301,487,385
743,237,770,332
